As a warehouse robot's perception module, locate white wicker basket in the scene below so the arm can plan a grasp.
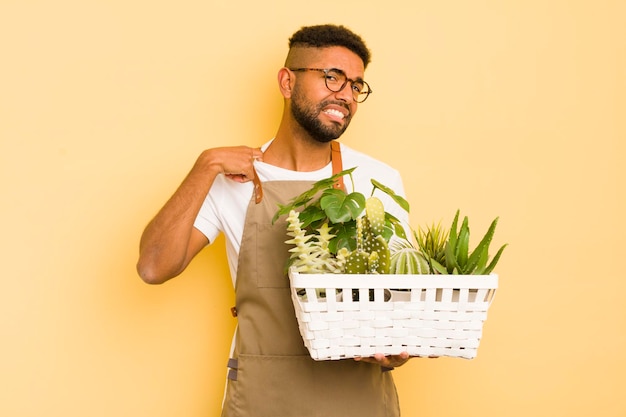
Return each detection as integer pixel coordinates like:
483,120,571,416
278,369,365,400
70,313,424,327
289,268,498,361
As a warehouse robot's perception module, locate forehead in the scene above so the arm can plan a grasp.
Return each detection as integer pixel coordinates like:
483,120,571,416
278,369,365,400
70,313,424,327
288,46,365,78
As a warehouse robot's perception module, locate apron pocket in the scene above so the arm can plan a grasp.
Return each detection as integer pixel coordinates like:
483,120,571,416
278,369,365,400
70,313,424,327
254,223,291,288
222,354,399,417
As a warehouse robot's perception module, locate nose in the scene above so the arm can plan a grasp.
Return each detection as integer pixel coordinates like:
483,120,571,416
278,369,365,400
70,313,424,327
333,82,355,103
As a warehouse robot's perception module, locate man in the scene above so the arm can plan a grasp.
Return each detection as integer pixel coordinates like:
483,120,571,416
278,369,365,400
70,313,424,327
138,24,413,416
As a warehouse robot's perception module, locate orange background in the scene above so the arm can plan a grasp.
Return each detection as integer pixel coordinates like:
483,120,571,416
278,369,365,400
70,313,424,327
1,1,624,416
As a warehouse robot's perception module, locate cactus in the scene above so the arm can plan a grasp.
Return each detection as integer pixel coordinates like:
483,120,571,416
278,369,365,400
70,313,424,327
389,245,430,274
368,235,390,274
365,196,385,235
389,238,430,274
342,197,391,274
345,250,369,274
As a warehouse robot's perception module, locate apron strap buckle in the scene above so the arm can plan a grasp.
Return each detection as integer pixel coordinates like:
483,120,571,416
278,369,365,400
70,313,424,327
227,358,238,381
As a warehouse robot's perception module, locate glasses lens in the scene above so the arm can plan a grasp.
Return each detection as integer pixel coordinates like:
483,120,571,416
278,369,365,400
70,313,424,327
323,69,346,92
354,81,371,103
323,69,371,103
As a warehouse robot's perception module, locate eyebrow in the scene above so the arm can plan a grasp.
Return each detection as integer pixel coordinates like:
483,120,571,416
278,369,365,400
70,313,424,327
331,68,365,83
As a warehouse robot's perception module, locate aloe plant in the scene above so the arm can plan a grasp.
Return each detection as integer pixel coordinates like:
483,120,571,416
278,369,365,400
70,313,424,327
429,210,507,275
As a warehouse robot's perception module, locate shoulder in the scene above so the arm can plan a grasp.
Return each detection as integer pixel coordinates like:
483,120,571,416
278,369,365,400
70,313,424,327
340,143,401,175
338,142,404,190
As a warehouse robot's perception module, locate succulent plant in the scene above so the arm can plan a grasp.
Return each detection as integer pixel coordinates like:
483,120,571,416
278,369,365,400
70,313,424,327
429,210,508,275
414,221,448,273
284,210,350,274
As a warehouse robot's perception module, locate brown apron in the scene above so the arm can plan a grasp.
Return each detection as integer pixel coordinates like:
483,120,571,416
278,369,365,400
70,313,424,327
221,142,400,417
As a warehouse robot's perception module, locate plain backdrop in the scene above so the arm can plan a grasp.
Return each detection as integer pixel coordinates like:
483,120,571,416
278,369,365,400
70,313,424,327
1,1,624,416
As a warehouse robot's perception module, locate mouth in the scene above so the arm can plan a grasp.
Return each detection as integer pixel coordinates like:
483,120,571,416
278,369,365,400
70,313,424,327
322,106,349,123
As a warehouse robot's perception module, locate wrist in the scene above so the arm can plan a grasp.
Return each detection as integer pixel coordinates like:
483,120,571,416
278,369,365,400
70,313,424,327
196,149,224,176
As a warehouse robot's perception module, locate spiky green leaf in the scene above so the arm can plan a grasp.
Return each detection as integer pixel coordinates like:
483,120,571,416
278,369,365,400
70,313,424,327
466,217,498,272
456,216,470,271
483,243,508,275
445,210,460,273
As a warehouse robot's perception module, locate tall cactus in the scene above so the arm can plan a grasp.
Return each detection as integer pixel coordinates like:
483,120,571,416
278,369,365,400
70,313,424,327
344,197,391,274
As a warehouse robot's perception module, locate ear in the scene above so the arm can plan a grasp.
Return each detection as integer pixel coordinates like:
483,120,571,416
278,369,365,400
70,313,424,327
277,67,294,98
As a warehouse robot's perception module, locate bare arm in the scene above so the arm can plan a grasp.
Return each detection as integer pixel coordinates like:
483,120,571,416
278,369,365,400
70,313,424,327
136,146,263,284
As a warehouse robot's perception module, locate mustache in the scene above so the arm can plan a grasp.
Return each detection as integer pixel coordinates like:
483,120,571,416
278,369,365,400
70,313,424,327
319,100,351,115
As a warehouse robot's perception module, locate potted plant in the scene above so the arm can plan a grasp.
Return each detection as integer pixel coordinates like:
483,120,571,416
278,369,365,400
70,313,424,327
272,168,507,360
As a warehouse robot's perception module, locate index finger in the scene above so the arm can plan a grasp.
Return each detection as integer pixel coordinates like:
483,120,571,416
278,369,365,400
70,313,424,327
251,147,263,162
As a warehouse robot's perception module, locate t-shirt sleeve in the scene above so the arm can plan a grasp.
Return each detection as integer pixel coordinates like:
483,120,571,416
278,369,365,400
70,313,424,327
193,179,224,244
193,199,220,243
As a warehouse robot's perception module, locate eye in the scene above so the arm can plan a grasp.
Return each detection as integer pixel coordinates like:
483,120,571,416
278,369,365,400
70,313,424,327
325,71,340,83
352,82,364,94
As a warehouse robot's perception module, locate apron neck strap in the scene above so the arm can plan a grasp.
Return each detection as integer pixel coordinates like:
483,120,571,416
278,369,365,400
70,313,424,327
252,141,344,204
331,141,345,191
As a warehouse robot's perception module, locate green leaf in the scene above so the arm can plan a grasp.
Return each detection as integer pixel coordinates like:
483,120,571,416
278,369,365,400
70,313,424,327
385,212,407,240
298,205,326,229
483,243,508,274
271,167,357,224
320,189,366,223
330,221,357,253
445,210,460,273
472,245,490,275
370,179,410,213
430,259,447,274
466,216,498,273
456,216,470,272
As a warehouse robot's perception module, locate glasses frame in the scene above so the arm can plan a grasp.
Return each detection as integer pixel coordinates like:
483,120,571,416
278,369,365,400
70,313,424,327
288,67,372,103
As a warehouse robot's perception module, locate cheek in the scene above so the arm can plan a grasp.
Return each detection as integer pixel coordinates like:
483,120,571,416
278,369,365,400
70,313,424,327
349,104,358,118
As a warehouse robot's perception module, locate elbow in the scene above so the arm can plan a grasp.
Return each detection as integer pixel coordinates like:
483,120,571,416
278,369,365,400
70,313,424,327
136,259,172,285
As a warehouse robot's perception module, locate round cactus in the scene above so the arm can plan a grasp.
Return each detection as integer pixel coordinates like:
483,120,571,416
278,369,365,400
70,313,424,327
390,247,430,274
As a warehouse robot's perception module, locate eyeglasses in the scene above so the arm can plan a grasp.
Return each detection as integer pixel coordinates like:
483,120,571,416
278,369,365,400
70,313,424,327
289,68,372,103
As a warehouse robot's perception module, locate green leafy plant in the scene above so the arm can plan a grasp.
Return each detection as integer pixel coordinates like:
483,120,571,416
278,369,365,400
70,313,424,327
273,169,409,274
274,170,507,276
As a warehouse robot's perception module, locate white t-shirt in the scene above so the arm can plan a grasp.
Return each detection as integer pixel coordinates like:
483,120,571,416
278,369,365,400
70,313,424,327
193,141,407,285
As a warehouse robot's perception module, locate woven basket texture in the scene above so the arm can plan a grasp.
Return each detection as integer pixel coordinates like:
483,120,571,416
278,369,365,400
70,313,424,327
289,269,498,361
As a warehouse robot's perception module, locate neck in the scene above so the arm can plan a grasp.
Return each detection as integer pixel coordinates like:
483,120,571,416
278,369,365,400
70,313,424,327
264,123,334,172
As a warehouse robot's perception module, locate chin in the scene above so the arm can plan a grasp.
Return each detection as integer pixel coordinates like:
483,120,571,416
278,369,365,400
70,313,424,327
312,136,336,144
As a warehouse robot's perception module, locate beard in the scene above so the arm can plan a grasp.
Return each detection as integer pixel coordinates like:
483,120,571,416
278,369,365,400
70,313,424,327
290,86,352,143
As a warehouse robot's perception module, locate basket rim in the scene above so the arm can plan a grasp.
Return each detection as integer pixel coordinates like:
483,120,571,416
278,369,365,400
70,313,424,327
288,267,498,290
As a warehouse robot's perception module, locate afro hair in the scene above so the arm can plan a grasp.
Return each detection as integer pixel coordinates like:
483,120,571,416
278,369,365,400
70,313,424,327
288,24,371,68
